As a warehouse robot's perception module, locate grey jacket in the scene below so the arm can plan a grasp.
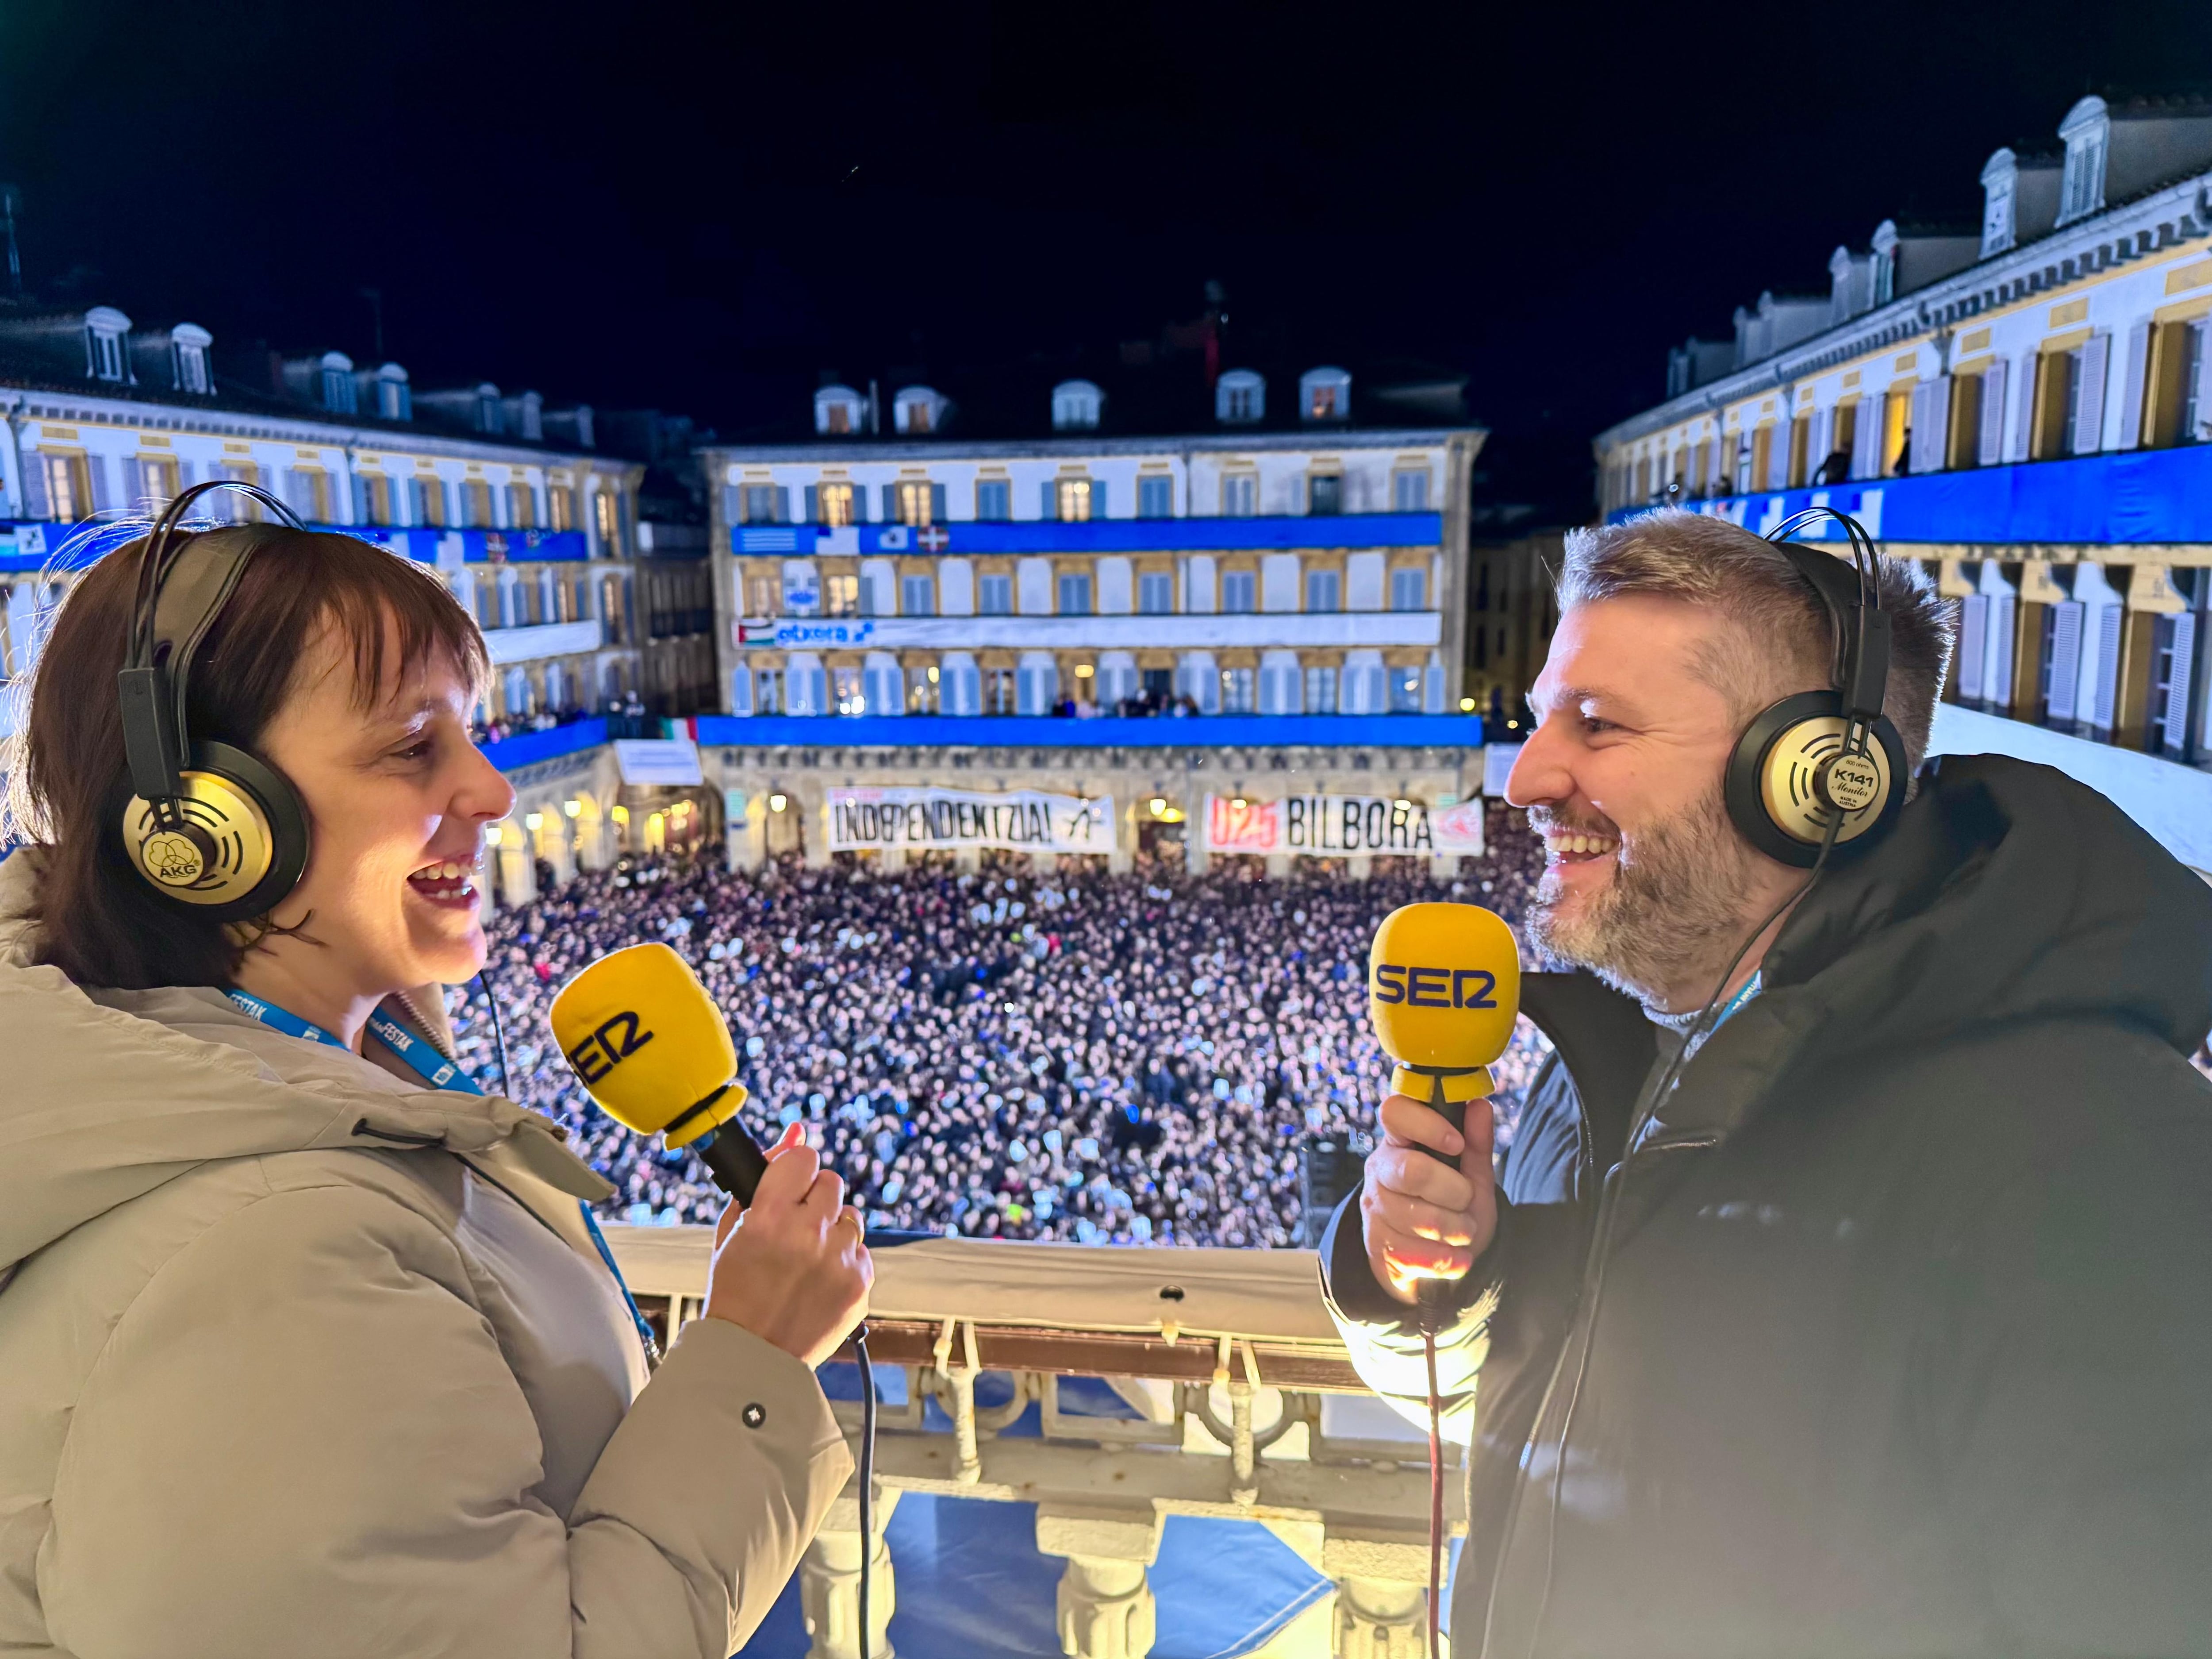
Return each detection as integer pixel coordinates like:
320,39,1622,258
0,852,852,1657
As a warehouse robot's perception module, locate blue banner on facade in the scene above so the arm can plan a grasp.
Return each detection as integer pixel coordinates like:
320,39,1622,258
731,511,1443,558
1613,443,2212,546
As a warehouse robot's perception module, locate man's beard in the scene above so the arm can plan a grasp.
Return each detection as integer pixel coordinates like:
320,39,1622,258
1525,784,1762,1010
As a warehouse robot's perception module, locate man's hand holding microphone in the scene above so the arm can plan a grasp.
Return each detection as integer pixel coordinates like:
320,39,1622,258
552,944,872,1366
1362,903,1521,1306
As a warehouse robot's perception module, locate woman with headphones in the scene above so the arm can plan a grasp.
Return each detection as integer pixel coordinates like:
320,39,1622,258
0,485,871,1657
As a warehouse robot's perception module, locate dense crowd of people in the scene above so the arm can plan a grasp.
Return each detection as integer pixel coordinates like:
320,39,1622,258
447,809,1550,1247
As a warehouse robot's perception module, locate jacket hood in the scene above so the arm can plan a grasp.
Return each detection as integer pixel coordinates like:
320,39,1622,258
0,852,611,1274
1659,752,2212,1138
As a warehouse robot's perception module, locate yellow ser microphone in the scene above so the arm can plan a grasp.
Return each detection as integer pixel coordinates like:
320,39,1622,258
550,943,770,1201
1367,901,1523,1291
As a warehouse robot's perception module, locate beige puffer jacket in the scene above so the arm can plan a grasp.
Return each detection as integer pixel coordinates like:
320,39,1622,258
0,853,851,1658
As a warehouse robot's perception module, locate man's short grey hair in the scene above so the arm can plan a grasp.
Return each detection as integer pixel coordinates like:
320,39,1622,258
1557,508,1956,774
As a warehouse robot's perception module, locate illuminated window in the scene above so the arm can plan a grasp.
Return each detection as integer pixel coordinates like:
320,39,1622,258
1220,667,1255,713
895,480,938,525
746,574,780,616
40,454,89,521
1299,366,1351,423
816,482,856,526
290,468,332,523
505,482,537,529
595,488,621,550
1054,477,1094,522
411,476,447,527
824,574,860,617
355,472,392,526
548,486,573,531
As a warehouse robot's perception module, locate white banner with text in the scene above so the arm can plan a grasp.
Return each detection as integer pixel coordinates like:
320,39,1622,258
826,787,1118,854
1202,793,1484,858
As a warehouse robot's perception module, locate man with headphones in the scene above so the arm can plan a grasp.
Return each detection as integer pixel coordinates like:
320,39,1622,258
1321,508,2212,1657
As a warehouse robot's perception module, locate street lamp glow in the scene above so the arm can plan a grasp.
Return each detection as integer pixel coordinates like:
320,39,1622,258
769,793,788,813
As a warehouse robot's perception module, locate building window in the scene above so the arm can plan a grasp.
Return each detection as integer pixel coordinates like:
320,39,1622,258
1137,474,1173,518
322,361,357,415
1221,570,1256,614
1221,473,1256,516
1220,667,1256,713
411,476,447,528
288,468,332,523
978,574,1013,615
824,574,860,618
833,666,867,715
595,489,623,552
547,486,574,531
816,385,865,435
975,478,1011,521
2184,322,2208,443
1216,369,1264,424
356,473,392,526
1138,571,1174,614
1052,380,1102,431
895,480,941,525
1304,665,1339,714
893,387,944,434
1300,366,1351,422
41,454,89,521
738,484,787,523
1054,477,1094,522
1390,568,1426,611
1306,569,1341,612
1390,664,1424,713
901,574,935,616
1056,572,1093,615
86,327,124,382
1392,470,1429,511
746,574,780,616
1308,473,1343,515
505,481,537,529
813,482,856,526
174,339,210,395
460,479,493,528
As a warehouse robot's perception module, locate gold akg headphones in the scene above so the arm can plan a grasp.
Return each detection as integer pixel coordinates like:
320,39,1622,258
1721,508,1909,869
115,481,314,921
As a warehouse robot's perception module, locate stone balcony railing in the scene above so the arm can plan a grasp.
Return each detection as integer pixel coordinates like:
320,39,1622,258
604,1227,1462,1659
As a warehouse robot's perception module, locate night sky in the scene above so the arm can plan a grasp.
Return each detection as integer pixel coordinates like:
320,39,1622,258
3,0,2209,512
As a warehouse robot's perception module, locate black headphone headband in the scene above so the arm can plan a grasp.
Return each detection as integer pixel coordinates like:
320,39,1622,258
1760,508,1891,723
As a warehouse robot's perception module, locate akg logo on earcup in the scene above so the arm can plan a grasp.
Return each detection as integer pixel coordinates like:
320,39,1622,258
142,830,207,886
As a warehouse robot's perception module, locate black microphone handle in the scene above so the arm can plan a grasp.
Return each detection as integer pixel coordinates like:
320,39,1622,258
1413,1070,1467,1172
691,1123,770,1204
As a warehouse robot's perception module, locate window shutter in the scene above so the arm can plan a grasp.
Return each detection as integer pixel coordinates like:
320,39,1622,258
2090,601,2124,729
19,448,48,518
774,486,791,524
1984,595,2015,708
2011,356,2039,463
1042,481,1057,520
2045,602,2083,723
1957,595,1987,701
880,484,898,523
1850,397,1881,479
2074,332,2110,454
721,484,741,524
804,484,820,523
931,482,947,522
89,455,118,512
1089,479,1106,518
1978,360,2008,466
2164,613,2196,750
2118,319,2151,450
353,473,371,523
2192,323,2212,443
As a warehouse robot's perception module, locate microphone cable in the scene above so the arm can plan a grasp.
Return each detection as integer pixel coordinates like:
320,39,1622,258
474,970,515,1098
1422,1313,1445,1659
854,1324,877,1659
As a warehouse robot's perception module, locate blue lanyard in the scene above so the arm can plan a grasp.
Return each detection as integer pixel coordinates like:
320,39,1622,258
224,989,661,1364
1708,969,1763,1037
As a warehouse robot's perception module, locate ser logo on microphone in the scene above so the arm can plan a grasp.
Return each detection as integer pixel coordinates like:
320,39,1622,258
1371,965,1498,1009
566,1010,655,1085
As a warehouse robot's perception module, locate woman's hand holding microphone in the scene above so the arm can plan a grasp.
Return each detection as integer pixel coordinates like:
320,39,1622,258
707,1123,872,1367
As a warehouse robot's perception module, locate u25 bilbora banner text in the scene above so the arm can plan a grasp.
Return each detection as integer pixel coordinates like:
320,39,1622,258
827,787,1118,854
1202,793,1485,858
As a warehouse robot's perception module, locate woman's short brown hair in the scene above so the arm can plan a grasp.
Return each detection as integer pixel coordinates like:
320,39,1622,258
4,525,488,989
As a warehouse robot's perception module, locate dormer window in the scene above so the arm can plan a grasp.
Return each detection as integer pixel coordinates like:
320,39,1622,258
170,323,212,395
319,351,357,414
2057,96,2110,227
375,362,411,420
1870,223,1898,307
1051,380,1102,431
1299,366,1351,423
815,384,866,435
84,306,132,383
1216,369,1264,424
476,383,503,435
894,385,948,435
